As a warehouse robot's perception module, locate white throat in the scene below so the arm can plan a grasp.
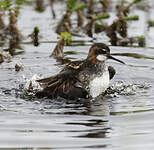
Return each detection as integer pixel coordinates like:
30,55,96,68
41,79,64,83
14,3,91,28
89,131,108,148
89,66,109,98
97,55,107,61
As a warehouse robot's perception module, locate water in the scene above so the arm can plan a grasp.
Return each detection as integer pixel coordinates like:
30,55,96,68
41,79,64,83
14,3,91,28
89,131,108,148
0,1,154,150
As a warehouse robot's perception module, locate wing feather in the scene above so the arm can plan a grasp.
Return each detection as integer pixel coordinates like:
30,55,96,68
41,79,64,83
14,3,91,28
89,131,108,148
35,60,86,99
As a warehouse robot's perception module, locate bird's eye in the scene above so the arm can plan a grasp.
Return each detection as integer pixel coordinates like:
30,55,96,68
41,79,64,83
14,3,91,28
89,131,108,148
101,49,107,54
94,49,106,55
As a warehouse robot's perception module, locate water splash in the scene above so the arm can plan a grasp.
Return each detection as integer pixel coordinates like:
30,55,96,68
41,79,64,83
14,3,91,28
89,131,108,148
1,74,151,101
23,74,43,97
106,81,151,97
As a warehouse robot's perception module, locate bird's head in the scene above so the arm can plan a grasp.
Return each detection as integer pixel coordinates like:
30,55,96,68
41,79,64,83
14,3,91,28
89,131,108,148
87,43,125,64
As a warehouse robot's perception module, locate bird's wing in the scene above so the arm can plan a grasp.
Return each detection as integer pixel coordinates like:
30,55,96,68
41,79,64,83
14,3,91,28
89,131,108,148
36,60,86,99
36,60,84,84
36,75,57,84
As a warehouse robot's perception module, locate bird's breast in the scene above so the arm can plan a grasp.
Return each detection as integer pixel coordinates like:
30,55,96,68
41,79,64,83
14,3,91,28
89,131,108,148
89,66,109,98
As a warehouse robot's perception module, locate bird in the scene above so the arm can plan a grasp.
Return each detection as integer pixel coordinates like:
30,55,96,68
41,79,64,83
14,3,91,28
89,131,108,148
35,43,125,100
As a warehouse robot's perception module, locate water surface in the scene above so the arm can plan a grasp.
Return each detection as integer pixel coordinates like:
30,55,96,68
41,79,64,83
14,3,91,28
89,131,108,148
0,1,154,150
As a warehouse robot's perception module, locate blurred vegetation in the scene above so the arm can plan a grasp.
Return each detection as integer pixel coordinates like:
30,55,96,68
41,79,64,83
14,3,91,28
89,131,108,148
0,0,153,64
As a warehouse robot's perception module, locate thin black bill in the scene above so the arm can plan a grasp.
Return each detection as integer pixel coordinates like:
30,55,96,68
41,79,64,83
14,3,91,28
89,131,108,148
108,55,125,64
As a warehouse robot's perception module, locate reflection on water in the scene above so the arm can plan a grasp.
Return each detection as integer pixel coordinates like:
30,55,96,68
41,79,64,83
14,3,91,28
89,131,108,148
0,113,111,149
0,111,154,150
